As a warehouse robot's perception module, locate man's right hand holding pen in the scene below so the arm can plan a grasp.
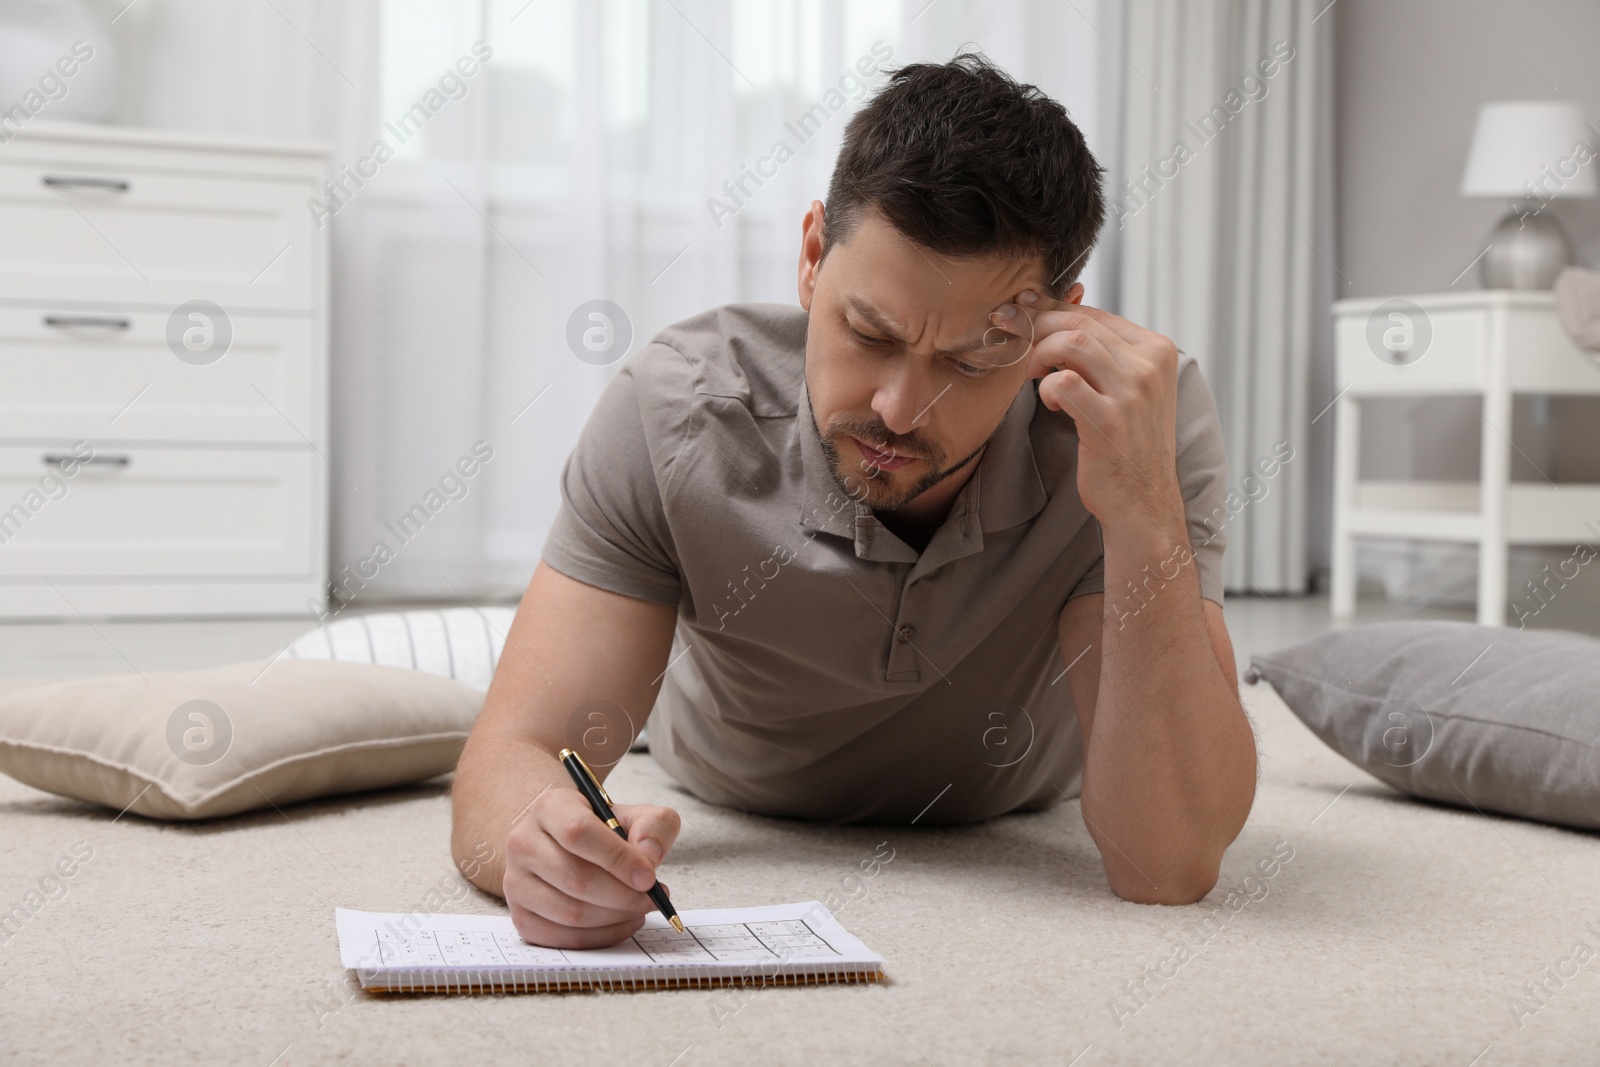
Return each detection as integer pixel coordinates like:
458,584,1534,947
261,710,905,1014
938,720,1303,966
448,561,687,950
500,779,682,950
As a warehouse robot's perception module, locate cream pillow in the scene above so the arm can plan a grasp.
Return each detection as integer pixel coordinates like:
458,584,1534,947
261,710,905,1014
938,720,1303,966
0,659,484,820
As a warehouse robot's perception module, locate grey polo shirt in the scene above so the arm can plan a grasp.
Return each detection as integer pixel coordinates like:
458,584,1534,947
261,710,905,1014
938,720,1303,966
541,302,1229,824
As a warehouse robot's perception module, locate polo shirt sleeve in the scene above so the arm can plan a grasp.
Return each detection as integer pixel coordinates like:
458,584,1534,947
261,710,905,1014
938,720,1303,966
539,358,682,606
1065,354,1230,606
1174,355,1230,605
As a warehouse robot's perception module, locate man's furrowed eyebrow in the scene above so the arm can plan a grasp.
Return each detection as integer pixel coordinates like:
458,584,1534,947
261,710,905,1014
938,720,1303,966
845,295,993,356
845,296,915,343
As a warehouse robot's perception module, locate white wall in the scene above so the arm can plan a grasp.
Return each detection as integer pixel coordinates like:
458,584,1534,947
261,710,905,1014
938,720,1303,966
1328,0,1600,621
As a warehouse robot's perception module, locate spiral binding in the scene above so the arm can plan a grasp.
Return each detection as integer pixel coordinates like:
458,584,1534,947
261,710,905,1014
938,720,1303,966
362,963,885,996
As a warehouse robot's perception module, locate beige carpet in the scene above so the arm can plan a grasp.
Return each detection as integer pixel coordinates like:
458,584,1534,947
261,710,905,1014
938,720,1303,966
1,675,1596,1066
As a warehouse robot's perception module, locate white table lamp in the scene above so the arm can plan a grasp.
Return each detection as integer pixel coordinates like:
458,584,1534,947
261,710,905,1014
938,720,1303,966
1460,100,1597,289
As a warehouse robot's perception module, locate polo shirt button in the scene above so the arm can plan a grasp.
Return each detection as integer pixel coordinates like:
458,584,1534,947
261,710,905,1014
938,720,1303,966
896,625,915,643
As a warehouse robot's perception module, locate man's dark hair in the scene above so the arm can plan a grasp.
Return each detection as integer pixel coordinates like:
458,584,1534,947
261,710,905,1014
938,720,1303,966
822,51,1106,299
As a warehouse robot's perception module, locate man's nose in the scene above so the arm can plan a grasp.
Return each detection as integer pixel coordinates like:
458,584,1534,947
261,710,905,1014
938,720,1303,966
870,366,941,440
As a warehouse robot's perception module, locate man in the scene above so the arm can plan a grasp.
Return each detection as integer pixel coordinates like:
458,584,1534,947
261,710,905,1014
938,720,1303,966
452,53,1256,949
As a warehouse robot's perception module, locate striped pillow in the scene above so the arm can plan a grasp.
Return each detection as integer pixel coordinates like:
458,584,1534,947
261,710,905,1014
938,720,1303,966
285,607,652,750
285,607,516,691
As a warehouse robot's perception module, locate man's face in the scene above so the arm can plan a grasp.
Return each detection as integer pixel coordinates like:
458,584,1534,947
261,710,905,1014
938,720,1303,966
797,200,1080,513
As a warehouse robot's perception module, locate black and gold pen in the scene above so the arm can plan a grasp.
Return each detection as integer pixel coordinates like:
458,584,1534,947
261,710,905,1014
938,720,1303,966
558,747,684,932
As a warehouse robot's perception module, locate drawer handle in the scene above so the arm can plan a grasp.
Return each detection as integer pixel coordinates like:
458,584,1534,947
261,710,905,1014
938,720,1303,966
42,175,130,192
43,453,129,468
43,315,132,330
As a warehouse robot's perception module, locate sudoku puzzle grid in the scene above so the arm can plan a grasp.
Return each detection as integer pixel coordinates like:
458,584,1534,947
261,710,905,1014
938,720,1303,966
374,918,839,968
633,919,840,962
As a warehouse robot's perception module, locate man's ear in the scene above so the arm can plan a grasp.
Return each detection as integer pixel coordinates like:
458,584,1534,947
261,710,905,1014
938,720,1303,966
1064,282,1086,306
797,200,826,312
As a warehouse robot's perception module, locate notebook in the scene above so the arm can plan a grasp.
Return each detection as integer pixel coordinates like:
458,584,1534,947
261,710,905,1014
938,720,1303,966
336,900,886,994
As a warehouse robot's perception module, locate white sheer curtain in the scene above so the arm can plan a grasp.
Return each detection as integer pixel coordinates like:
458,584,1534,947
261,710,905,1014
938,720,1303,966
110,0,1126,603
1117,0,1333,595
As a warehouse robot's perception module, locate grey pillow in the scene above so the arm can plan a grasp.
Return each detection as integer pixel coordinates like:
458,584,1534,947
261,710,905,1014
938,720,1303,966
1245,620,1600,832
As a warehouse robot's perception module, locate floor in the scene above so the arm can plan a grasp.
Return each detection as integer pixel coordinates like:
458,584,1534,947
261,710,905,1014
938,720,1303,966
9,652,1595,1066
6,592,1598,1065
0,589,1561,685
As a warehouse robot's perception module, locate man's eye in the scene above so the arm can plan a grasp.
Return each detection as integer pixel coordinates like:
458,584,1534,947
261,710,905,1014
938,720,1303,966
952,359,991,378
850,327,888,347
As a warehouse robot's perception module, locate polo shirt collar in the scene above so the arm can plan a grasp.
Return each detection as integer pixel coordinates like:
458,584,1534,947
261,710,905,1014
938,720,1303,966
796,375,1047,559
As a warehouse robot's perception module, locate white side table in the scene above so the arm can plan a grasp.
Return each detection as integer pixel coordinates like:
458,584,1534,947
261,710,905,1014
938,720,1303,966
1330,290,1600,626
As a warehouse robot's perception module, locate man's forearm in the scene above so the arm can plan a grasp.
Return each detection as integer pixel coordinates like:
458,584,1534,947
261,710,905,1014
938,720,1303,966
1083,516,1256,903
450,734,567,897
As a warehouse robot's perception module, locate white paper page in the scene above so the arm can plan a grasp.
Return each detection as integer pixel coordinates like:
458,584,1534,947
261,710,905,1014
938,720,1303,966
336,900,883,975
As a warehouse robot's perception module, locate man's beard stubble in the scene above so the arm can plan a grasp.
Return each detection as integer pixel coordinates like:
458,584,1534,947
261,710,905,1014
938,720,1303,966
806,393,988,511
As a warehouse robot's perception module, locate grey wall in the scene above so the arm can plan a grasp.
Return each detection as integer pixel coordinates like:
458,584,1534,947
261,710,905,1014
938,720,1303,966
1325,0,1600,611
1336,0,1600,299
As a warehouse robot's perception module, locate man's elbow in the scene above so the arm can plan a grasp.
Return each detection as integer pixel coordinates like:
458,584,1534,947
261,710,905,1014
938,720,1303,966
1104,855,1222,906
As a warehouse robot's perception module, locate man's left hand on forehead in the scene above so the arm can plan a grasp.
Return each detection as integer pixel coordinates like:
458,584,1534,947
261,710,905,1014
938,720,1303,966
988,290,1186,533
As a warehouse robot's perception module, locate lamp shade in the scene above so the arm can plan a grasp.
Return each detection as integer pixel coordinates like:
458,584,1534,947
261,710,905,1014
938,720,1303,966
1461,101,1597,198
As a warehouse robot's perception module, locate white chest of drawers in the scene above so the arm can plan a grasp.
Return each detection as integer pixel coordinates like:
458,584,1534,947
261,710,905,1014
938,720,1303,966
0,121,330,619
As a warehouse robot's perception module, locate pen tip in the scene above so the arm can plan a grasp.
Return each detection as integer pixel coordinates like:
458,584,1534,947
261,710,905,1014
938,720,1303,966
670,915,685,932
